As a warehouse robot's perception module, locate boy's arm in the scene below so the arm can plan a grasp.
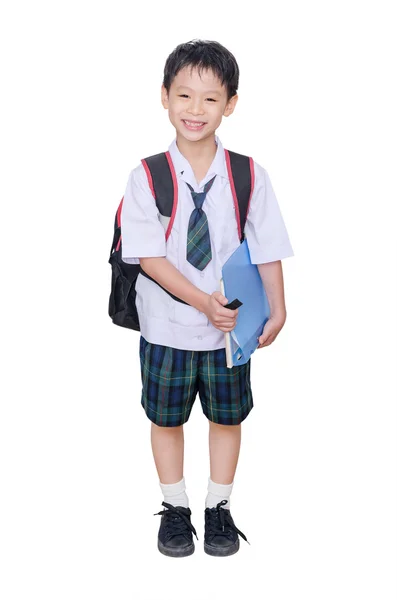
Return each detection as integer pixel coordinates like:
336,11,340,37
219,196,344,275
257,260,287,321
140,257,210,314
243,162,292,347
140,258,238,333
256,260,287,348
121,166,220,319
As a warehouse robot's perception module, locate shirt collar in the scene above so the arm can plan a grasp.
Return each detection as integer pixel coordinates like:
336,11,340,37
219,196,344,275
167,134,228,188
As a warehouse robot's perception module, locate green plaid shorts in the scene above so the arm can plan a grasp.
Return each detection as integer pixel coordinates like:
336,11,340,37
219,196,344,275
139,336,254,427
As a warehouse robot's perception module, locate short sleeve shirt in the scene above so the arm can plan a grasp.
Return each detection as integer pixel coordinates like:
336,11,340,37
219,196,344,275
121,135,294,351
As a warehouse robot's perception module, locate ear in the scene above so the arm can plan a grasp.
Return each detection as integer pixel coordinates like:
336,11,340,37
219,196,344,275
223,94,238,117
161,85,169,109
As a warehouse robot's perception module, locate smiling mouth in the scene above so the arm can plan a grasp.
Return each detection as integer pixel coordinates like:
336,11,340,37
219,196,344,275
182,119,206,128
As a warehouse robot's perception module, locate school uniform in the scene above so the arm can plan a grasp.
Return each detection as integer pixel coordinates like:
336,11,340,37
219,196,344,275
121,135,294,426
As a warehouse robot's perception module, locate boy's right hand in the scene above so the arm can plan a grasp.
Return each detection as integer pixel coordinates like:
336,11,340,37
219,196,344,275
203,291,239,333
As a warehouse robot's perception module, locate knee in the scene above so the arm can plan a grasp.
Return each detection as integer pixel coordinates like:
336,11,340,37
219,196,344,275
208,421,241,430
151,422,184,433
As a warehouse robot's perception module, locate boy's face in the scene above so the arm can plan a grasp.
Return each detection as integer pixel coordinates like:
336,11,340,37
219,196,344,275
161,66,238,143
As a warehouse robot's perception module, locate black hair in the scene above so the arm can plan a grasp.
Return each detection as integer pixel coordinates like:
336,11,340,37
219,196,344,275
163,39,239,101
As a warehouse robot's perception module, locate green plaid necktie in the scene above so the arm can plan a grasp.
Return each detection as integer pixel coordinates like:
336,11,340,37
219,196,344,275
185,175,216,271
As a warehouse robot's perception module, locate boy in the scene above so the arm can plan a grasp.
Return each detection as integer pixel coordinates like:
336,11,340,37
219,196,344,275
121,40,294,558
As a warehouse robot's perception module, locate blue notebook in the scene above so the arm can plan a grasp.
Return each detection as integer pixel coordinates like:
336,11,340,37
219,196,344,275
220,239,270,368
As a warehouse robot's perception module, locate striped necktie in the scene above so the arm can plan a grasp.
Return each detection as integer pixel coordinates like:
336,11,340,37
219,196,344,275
185,175,216,270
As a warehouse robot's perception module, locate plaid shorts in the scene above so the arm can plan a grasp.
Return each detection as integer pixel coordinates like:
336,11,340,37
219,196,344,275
139,336,254,427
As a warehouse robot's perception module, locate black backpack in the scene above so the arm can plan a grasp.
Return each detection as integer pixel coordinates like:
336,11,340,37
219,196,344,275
108,149,254,330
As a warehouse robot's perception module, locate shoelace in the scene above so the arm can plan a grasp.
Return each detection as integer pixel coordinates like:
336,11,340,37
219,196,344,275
206,499,250,544
154,502,199,541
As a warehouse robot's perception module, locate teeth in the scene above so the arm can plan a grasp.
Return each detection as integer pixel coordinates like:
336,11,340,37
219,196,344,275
184,120,205,127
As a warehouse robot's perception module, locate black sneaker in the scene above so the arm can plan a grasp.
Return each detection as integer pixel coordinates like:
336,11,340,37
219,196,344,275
154,502,198,558
204,499,249,557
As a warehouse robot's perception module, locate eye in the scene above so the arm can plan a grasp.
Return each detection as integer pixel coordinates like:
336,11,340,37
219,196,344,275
178,94,189,98
206,98,216,102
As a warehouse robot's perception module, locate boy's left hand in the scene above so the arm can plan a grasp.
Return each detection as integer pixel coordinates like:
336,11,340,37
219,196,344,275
257,313,286,349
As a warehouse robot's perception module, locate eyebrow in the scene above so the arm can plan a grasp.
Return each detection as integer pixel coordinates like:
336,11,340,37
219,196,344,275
176,86,222,96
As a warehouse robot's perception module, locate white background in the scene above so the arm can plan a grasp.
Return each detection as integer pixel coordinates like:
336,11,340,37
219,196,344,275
1,1,396,599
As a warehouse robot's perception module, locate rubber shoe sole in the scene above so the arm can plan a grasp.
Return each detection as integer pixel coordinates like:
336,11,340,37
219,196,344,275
158,538,195,558
204,537,240,557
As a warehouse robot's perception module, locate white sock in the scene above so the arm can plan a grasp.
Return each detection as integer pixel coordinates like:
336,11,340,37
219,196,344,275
159,477,189,508
205,477,234,509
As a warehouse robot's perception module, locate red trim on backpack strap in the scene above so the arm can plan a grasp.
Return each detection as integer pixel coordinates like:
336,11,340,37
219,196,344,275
115,196,124,251
224,149,242,240
141,159,156,199
116,196,124,227
248,156,255,216
164,151,178,242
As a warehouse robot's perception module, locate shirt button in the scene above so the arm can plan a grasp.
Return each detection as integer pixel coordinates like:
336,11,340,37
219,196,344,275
200,272,205,278
197,335,202,340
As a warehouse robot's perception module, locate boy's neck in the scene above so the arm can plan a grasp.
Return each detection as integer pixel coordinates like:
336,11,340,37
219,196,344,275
175,133,217,170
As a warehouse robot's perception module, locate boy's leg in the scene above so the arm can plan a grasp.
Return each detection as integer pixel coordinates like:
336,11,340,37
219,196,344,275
139,335,199,493
151,422,185,484
205,421,241,510
198,350,252,555
206,422,241,509
139,336,199,556
198,351,252,495
208,422,241,486
151,422,189,507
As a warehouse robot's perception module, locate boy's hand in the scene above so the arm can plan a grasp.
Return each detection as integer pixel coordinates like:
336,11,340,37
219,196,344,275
204,292,239,333
257,312,286,348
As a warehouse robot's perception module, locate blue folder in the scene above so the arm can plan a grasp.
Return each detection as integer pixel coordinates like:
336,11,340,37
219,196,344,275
220,239,270,368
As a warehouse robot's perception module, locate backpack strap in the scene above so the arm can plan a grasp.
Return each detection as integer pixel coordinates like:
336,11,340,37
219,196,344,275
112,197,124,255
142,150,254,244
141,151,178,241
224,150,255,243
139,152,189,305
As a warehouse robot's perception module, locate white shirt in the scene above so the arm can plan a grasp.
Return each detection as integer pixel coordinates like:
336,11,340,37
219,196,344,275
121,135,294,351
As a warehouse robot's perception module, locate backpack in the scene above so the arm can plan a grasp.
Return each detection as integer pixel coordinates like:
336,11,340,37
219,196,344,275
108,149,255,330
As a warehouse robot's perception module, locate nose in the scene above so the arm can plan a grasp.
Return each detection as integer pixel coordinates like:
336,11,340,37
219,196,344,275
187,97,205,116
